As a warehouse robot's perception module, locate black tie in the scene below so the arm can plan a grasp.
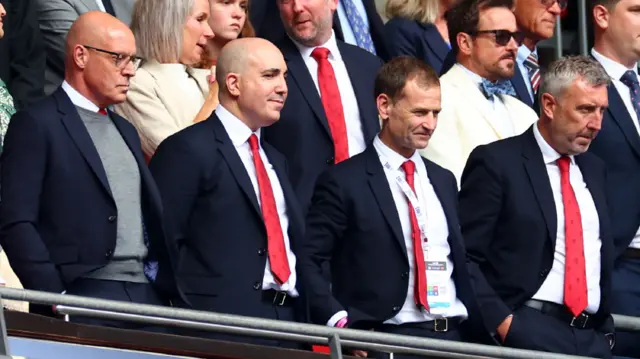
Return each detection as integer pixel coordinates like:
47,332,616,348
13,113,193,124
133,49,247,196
101,0,117,17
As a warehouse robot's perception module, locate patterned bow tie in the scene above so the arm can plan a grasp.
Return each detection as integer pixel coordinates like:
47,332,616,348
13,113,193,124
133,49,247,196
480,78,516,99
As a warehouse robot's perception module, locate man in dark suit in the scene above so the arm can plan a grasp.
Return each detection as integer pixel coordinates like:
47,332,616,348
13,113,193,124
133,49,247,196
302,57,487,359
263,0,383,212
0,0,45,109
251,0,389,61
0,12,177,328
149,37,307,347
589,1,640,356
459,55,614,357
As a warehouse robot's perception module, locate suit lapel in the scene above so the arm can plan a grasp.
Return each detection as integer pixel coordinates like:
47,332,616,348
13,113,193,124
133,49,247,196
576,155,607,238
280,38,333,140
422,23,449,65
521,127,557,245
55,89,113,200
111,0,134,25
79,0,101,11
425,161,458,244
210,115,262,216
511,66,534,108
445,65,507,139
606,84,640,159
338,42,378,141
365,147,408,260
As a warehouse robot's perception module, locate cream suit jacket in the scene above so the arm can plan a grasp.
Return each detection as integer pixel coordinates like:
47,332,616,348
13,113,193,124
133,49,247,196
419,64,538,184
114,61,210,157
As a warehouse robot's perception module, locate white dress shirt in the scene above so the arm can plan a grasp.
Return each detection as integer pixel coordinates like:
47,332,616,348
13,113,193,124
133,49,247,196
516,45,537,103
328,136,468,326
291,31,367,158
458,65,517,137
62,81,100,112
336,0,371,50
95,0,106,12
531,124,602,314
591,48,640,249
215,104,299,297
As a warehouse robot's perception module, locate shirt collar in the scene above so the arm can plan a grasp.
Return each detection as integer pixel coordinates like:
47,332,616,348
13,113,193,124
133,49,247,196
215,104,261,147
591,48,638,81
532,122,575,165
516,44,536,65
291,31,342,62
373,134,424,171
61,81,100,112
457,64,484,86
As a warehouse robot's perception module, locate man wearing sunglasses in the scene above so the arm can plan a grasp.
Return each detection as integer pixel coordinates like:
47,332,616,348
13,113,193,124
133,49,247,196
0,12,179,329
589,0,640,357
512,0,565,110
419,0,538,184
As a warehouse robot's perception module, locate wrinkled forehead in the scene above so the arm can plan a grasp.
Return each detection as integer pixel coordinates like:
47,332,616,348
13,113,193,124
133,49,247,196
103,28,136,54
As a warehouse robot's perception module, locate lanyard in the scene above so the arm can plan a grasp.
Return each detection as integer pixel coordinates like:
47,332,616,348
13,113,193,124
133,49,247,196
380,155,428,241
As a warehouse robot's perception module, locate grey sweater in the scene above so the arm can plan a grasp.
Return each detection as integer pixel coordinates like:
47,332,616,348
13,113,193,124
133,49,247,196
76,107,148,283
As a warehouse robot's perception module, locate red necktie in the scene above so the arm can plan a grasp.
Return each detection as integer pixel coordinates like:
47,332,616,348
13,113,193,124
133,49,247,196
401,160,429,311
311,47,349,164
248,134,291,285
98,108,108,115
557,157,587,316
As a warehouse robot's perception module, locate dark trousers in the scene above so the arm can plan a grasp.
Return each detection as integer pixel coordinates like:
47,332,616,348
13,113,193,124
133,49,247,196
175,292,301,349
64,278,168,333
503,306,611,358
369,322,463,359
611,257,640,358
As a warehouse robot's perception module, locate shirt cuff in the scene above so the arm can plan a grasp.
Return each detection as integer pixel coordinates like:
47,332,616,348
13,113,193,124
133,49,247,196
327,310,348,327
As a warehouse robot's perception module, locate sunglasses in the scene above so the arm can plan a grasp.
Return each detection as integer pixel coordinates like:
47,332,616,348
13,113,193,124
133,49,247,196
541,0,568,10
470,30,524,46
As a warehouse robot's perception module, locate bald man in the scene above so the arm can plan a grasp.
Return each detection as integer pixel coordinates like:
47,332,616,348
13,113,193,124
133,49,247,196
0,11,179,328
150,38,307,347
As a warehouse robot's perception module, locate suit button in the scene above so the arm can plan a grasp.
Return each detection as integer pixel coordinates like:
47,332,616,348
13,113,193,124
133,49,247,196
253,281,261,290
108,215,117,222
392,306,401,312
326,157,334,165
105,250,113,258
540,269,548,277
401,272,409,279
257,248,266,256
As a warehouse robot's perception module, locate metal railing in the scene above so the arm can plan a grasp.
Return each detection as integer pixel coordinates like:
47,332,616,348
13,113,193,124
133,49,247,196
0,287,602,359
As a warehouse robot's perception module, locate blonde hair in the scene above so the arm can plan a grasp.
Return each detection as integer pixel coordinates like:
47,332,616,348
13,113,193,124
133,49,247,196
131,0,194,63
385,0,440,24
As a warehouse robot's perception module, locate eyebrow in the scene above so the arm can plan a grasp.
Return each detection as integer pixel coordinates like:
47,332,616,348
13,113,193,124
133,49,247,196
262,68,282,76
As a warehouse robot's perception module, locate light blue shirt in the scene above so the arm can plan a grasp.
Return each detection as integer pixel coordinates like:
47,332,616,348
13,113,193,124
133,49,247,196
516,45,537,103
336,0,371,48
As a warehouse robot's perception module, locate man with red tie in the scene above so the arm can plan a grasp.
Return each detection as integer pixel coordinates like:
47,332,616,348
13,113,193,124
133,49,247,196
149,37,307,347
301,57,488,358
458,55,615,357
263,0,383,213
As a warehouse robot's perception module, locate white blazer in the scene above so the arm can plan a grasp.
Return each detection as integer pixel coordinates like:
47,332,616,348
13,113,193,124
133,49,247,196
114,61,210,157
419,64,538,184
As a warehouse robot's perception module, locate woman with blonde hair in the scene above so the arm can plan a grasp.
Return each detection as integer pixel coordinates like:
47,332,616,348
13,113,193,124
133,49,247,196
191,0,255,124
114,0,214,159
384,0,457,74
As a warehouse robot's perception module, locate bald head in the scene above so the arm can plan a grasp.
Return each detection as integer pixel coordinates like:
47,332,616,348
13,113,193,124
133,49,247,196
64,11,137,108
66,11,132,68
216,38,284,96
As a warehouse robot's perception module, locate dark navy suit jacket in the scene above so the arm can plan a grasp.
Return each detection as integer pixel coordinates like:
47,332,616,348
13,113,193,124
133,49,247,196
384,18,450,75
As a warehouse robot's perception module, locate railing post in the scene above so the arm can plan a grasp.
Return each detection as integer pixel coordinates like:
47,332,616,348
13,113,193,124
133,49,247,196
328,333,343,359
0,296,9,356
578,0,589,55
555,15,563,59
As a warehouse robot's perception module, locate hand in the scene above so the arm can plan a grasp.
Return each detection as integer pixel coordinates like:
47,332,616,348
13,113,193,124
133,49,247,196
496,315,513,343
207,66,216,85
352,350,368,357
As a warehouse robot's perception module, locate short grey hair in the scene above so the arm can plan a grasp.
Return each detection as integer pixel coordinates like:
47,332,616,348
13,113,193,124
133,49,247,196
539,55,610,101
131,0,194,63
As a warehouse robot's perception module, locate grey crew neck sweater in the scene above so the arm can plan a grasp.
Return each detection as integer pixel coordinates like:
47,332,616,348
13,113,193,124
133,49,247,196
76,106,149,283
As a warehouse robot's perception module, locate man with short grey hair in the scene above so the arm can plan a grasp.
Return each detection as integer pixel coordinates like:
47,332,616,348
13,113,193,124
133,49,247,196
459,55,615,357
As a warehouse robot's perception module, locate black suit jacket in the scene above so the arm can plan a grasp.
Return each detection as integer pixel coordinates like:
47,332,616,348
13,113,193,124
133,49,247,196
0,0,45,109
263,37,382,212
302,145,487,337
459,127,615,334
0,88,176,299
149,114,308,321
589,83,640,259
440,53,535,110
384,18,450,75
251,0,389,61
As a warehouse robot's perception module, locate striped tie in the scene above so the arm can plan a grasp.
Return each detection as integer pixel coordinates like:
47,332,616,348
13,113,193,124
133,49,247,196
524,53,541,94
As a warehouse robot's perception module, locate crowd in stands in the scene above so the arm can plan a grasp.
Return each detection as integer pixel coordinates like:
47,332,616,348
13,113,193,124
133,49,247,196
0,0,638,358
